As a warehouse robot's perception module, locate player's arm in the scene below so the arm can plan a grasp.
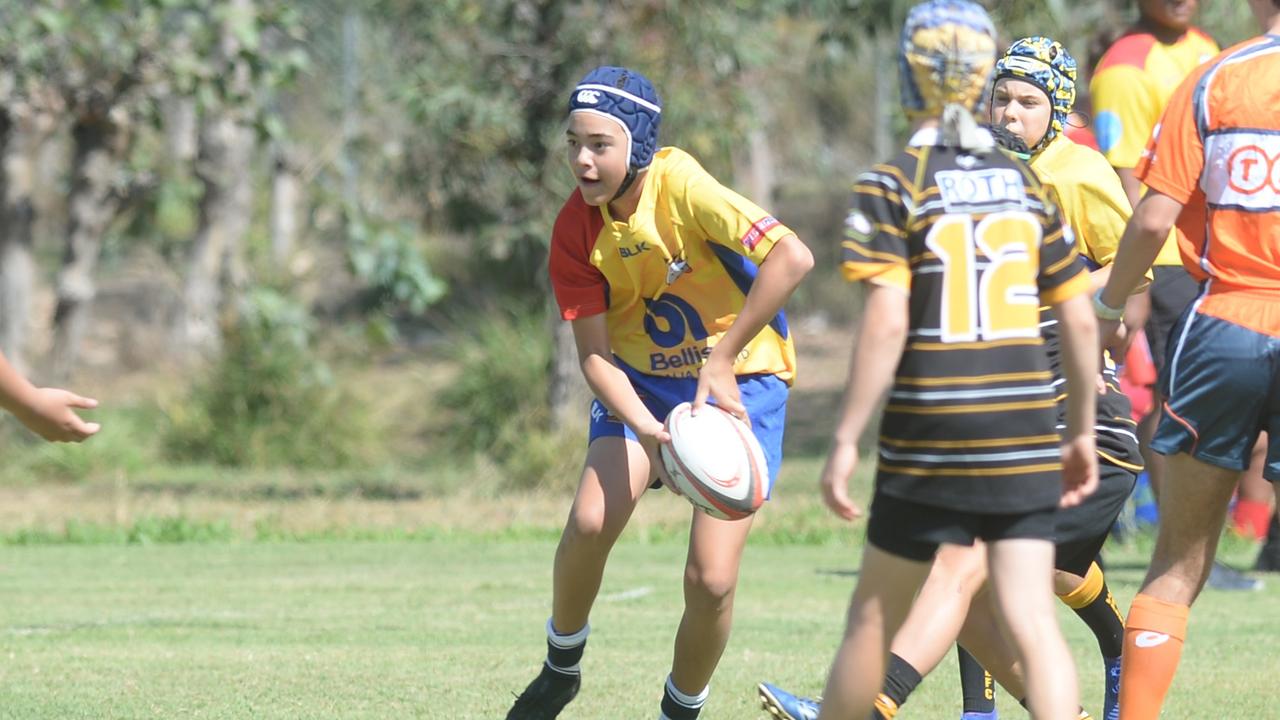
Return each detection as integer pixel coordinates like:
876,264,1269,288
1096,190,1184,346
1114,167,1143,211
0,351,100,442
571,314,668,447
695,233,813,417
820,281,909,521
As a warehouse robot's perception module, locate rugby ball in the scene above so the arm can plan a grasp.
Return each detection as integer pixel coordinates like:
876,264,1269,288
659,402,771,521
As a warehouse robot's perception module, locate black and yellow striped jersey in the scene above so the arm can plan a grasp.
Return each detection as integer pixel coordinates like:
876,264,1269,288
843,128,1091,513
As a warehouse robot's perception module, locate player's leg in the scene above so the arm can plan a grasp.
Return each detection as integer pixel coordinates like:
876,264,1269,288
1232,434,1273,538
663,510,754,719
508,434,652,719
881,542,988,718
816,543,932,720
986,537,1078,720
956,645,999,719
665,372,787,719
1055,532,1125,720
1118,453,1236,720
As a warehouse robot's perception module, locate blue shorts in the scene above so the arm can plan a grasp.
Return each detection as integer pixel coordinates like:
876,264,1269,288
1153,307,1280,482
588,358,788,486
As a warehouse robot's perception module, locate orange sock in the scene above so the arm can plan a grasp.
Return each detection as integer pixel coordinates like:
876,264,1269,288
1118,594,1190,720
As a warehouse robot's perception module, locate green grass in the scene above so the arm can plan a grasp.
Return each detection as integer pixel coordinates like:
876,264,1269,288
1,536,1276,719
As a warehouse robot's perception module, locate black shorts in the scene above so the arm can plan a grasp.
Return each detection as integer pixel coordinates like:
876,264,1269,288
1053,461,1136,561
866,492,1057,562
1145,265,1200,378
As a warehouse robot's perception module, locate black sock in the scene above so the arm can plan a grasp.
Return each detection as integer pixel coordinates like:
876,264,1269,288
544,619,589,677
660,675,707,720
870,653,923,719
957,645,996,713
1073,581,1125,658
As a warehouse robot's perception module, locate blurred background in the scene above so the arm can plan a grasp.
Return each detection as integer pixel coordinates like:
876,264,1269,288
0,0,1261,541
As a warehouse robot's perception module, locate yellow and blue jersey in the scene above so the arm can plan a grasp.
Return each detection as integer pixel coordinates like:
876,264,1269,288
549,147,797,383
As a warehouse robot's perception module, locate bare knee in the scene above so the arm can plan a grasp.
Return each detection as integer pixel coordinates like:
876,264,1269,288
684,564,739,612
563,501,623,548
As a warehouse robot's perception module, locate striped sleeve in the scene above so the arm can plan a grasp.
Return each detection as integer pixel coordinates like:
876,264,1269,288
1036,185,1090,305
841,165,911,291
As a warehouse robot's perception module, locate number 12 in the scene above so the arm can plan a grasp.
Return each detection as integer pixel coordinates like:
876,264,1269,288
925,212,1042,343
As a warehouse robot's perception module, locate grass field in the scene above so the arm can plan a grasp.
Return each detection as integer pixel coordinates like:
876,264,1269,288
2,528,1276,719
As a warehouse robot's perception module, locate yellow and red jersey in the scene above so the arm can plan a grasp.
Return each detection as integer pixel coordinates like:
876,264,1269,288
1091,26,1218,266
549,147,797,382
1137,35,1280,338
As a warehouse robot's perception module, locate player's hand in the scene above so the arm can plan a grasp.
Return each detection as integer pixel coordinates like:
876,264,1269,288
637,423,677,496
693,353,748,425
13,388,100,442
820,439,864,521
1059,433,1098,508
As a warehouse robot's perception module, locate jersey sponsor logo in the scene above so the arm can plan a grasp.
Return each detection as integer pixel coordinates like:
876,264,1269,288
1204,132,1280,210
644,292,712,372
619,241,651,258
1134,631,1171,648
741,216,780,251
575,89,602,105
935,168,1027,212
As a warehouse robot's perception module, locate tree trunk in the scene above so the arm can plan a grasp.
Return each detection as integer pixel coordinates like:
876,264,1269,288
0,107,54,376
269,142,299,265
175,0,257,356
50,114,127,381
177,112,255,355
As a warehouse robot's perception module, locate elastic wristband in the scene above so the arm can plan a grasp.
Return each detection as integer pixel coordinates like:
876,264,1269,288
1092,288,1124,321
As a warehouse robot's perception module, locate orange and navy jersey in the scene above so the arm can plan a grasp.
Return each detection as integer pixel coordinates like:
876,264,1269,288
1091,26,1218,266
1137,35,1280,338
843,128,1090,513
549,147,797,382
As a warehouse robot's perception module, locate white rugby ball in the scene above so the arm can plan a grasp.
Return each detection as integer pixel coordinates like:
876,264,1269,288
659,402,770,521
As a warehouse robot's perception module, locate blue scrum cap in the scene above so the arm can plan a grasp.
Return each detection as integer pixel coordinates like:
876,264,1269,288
568,66,663,172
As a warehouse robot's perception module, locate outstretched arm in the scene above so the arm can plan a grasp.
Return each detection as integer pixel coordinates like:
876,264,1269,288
0,352,100,442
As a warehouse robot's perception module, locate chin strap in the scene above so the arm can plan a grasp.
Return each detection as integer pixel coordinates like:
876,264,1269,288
612,166,639,202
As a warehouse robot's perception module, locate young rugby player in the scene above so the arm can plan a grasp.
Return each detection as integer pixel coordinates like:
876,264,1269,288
803,3,1099,719
760,36,1141,720
0,350,99,442
505,65,813,720
1092,2,1280,716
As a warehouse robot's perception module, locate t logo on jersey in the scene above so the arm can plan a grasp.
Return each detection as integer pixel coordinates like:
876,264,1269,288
935,169,1027,213
1205,132,1280,211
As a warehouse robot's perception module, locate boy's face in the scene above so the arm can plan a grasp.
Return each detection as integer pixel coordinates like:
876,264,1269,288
566,112,630,207
1139,0,1197,32
991,78,1053,150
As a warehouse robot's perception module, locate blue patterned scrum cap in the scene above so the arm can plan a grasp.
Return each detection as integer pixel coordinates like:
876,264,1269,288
995,36,1078,151
899,0,998,119
568,66,663,171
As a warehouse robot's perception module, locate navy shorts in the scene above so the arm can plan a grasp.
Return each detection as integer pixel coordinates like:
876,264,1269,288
588,357,788,487
1153,307,1280,482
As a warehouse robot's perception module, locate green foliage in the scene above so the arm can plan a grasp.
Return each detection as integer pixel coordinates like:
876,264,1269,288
163,289,373,468
0,405,167,483
437,307,581,490
346,212,447,316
